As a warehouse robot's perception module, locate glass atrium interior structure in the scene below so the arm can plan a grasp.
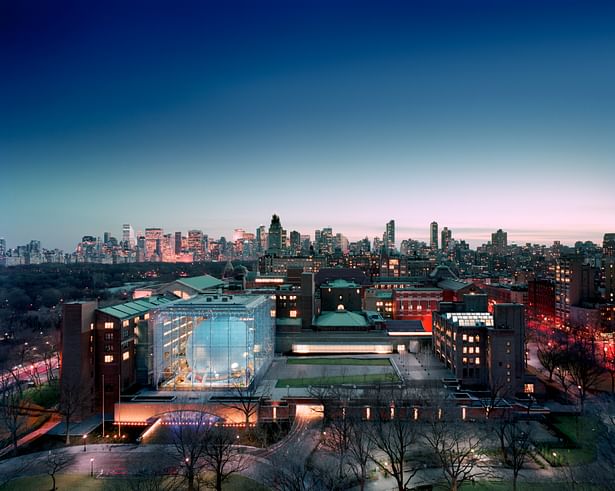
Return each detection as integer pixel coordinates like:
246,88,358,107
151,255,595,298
151,294,274,390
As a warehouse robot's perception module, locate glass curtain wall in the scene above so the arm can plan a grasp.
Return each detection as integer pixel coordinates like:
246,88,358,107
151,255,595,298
151,296,273,390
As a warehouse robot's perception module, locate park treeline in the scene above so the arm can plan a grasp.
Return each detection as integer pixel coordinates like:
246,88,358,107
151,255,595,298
0,261,256,313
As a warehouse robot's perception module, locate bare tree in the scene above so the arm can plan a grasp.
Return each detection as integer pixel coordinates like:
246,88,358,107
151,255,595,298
422,412,485,491
346,416,375,491
168,410,213,491
567,341,604,413
321,410,353,485
367,386,421,491
555,363,574,404
200,426,245,491
264,454,328,491
494,417,532,491
58,378,88,445
168,410,245,491
481,375,509,419
114,468,180,491
222,382,260,427
46,450,73,491
537,336,563,382
0,378,28,455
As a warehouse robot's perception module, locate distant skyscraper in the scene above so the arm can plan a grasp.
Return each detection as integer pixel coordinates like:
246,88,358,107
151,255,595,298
187,230,205,260
430,222,438,250
441,227,452,251
604,233,615,257
256,225,267,253
384,220,395,253
122,224,135,248
145,228,163,261
0,238,5,255
491,229,508,254
267,214,283,255
174,232,183,254
289,230,301,255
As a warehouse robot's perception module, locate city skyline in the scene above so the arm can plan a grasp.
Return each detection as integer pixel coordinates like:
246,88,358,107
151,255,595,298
2,1,614,250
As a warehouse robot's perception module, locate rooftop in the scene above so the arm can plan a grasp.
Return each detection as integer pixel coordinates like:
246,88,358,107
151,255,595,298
98,296,174,320
437,279,474,291
444,312,494,327
315,310,369,327
322,278,360,289
175,274,225,292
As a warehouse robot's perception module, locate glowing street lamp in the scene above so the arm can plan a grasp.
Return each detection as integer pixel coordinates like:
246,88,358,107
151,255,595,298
83,434,87,452
90,458,94,477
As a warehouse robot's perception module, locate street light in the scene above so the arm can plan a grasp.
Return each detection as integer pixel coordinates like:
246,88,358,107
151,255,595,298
90,458,94,477
83,434,87,452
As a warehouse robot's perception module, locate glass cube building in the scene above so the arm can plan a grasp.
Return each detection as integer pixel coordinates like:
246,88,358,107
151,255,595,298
151,294,274,390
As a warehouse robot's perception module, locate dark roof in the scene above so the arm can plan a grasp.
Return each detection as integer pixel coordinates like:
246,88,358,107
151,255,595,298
386,320,425,333
98,296,173,320
314,268,370,287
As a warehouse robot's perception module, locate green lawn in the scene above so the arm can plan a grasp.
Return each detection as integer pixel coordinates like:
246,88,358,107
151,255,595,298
23,382,60,408
0,474,268,491
536,414,600,466
276,372,399,388
287,357,391,366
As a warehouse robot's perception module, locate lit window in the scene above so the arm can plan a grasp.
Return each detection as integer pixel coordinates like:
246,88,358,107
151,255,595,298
122,320,129,327
289,310,297,318
475,357,481,365
475,347,480,354
104,322,114,329
524,383,535,394
468,336,475,343
122,351,130,361
104,355,114,363
462,334,467,341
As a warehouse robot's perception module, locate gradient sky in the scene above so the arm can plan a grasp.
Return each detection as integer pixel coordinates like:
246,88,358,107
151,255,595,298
1,0,614,250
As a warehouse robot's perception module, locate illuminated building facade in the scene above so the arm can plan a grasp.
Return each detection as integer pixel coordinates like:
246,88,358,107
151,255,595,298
430,221,438,250
433,294,525,394
151,294,274,390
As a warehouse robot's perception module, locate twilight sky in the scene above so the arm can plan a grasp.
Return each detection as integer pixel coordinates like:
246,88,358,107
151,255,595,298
1,0,614,250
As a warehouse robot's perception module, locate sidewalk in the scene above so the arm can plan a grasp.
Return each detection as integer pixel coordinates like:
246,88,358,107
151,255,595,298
0,413,61,458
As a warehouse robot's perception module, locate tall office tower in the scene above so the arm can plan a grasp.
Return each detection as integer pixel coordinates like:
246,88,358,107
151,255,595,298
430,221,438,250
103,232,111,244
320,228,333,254
187,230,205,260
604,233,615,257
555,255,596,328
290,230,301,255
384,220,395,253
334,233,349,254
0,238,5,255
122,224,136,248
267,214,283,255
145,228,164,261
441,227,452,251
256,225,267,253
491,229,508,254
174,232,183,254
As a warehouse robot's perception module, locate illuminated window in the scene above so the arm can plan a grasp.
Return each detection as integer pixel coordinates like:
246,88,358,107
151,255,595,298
122,351,130,361
144,313,149,320
104,355,114,363
289,310,297,318
475,347,480,354
468,336,475,343
524,383,535,394
462,334,467,341
104,322,114,329
475,357,481,365
122,320,129,327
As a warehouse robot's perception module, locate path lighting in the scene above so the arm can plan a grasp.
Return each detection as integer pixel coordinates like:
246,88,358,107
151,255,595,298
83,434,87,452
90,458,94,477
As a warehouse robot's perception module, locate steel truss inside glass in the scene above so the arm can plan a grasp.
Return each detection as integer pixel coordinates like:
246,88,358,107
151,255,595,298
151,295,274,390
